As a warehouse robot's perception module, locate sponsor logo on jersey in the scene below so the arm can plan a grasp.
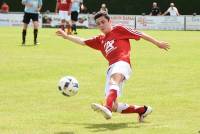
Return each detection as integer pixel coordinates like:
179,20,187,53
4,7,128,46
104,40,116,56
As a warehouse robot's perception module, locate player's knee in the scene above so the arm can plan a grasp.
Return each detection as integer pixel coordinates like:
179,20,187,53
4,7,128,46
109,78,120,86
110,73,124,84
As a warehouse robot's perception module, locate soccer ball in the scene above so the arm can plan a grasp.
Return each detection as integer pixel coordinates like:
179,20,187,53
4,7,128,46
58,76,79,97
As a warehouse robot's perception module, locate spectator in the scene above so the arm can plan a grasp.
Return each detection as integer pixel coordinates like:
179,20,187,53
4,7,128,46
1,2,9,13
149,2,161,16
163,3,180,16
100,3,108,13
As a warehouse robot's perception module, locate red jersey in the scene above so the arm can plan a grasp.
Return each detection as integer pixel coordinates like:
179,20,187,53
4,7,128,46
84,25,142,65
57,0,72,11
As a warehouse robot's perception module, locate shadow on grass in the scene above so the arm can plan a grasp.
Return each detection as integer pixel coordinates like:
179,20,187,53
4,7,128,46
17,44,39,47
54,132,74,134
82,122,137,132
60,121,149,132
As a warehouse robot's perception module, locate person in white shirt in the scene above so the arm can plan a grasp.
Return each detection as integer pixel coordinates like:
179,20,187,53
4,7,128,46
100,3,108,13
163,3,180,16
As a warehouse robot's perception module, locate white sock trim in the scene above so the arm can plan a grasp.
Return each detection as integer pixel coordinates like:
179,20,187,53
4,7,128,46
116,103,129,113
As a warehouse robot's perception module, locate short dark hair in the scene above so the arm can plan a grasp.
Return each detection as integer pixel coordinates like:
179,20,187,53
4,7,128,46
94,11,110,21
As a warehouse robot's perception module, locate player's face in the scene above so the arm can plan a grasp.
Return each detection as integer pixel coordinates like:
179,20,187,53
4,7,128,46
96,16,112,34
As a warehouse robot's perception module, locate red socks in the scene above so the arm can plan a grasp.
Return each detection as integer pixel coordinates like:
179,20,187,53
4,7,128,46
121,105,146,114
105,89,146,115
106,89,117,111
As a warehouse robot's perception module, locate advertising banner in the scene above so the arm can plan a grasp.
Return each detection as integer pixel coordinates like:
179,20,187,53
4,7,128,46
42,13,89,28
0,13,42,27
186,16,200,30
88,14,136,28
136,16,185,30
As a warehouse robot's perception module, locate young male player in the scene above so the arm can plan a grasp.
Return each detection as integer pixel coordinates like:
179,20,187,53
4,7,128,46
55,0,72,34
22,0,43,45
56,11,170,122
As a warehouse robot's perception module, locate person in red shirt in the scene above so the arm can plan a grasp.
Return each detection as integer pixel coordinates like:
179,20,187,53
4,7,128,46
56,11,170,122
1,2,9,13
55,0,72,34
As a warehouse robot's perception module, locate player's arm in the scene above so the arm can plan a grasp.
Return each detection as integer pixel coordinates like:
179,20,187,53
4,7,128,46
56,29,86,45
140,32,170,51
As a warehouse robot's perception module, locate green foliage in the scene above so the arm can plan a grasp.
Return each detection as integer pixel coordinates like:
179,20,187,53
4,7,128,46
0,27,200,134
4,0,200,14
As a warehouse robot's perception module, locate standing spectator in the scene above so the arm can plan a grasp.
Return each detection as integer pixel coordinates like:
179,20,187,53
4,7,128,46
100,3,108,13
1,2,9,13
163,3,180,16
21,0,43,46
71,0,84,34
55,0,72,34
149,2,161,16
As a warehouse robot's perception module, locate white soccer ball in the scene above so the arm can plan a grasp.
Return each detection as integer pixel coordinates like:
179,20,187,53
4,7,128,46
58,76,79,97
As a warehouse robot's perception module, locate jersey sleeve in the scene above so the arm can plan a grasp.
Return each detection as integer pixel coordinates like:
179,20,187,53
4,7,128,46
117,25,142,40
84,36,101,50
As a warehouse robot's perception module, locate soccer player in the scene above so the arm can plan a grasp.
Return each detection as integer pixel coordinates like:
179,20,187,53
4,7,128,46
21,0,42,45
70,0,84,34
56,11,170,122
55,0,72,34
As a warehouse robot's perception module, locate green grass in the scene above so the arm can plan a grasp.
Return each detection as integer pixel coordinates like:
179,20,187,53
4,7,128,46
0,27,200,134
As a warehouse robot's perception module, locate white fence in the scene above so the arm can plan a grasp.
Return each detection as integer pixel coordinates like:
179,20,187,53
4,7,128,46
0,12,200,30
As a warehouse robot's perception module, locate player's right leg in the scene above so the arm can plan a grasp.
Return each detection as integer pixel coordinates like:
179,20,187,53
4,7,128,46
22,24,28,45
61,19,66,31
59,11,66,31
22,12,30,45
91,73,124,120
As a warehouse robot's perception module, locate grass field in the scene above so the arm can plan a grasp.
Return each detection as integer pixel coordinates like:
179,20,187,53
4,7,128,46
0,27,200,134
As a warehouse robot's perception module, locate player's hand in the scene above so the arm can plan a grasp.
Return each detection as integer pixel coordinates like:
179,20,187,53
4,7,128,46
156,41,170,51
56,29,68,38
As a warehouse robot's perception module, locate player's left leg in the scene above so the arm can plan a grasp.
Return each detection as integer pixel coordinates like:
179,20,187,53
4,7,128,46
113,102,152,122
91,73,123,119
33,21,39,45
71,11,78,34
32,13,39,45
